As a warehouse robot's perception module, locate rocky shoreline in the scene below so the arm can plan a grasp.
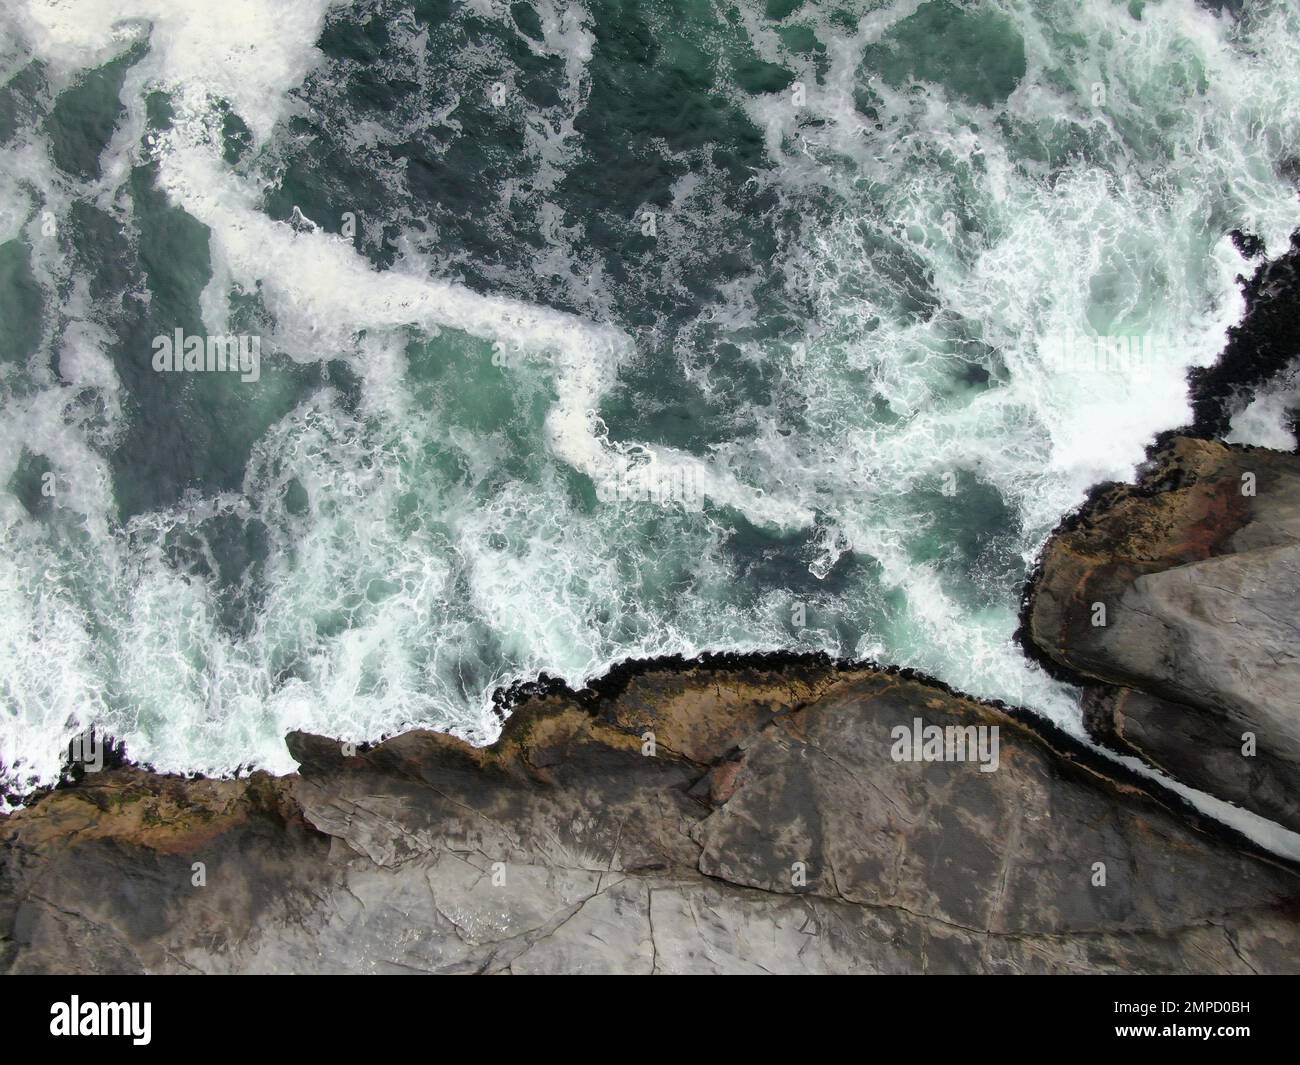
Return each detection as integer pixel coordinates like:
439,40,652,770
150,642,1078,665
1023,437,1300,837
4,433,1300,971
5,241,1300,972
4,655,1300,974
6,428,1300,972
1189,231,1300,443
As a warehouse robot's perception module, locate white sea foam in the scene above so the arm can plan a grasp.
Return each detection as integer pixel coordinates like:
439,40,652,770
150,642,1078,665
715,0,1300,723
13,0,340,140
1227,357,1300,450
2,0,1299,847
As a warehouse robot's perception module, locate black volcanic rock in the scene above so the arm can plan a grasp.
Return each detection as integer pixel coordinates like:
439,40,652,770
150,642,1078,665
1190,232,1300,441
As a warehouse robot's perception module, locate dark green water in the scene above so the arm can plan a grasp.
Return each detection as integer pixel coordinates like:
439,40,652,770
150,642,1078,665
1,0,1298,794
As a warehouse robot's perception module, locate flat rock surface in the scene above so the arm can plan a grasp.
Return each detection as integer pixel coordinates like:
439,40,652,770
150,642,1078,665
1028,437,1300,832
4,663,1299,973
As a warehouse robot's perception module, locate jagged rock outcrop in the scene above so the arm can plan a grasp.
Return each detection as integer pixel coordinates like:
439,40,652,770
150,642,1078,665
1026,436,1300,832
4,661,1299,974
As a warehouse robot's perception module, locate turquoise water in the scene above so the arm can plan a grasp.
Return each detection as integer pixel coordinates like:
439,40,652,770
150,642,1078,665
1,0,1299,798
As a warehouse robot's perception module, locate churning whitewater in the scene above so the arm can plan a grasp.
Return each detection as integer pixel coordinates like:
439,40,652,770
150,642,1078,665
1,0,1299,800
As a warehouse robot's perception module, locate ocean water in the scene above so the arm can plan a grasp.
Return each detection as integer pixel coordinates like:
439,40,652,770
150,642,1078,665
1,0,1298,800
